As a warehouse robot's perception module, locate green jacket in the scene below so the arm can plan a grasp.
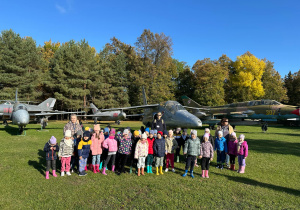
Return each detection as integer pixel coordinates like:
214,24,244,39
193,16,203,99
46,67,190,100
183,137,201,156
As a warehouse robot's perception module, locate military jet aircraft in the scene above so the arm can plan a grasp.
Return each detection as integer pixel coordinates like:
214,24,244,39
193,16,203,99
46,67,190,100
78,103,126,125
100,89,202,129
0,90,83,134
181,96,300,128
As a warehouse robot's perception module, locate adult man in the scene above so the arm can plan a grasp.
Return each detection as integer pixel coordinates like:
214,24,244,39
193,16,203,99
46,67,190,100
63,114,83,139
151,112,166,133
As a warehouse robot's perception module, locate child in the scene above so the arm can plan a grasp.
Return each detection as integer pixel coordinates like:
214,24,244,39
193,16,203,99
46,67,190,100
90,124,104,173
201,128,215,148
228,132,238,170
78,131,92,176
237,134,248,173
116,129,132,175
145,127,150,137
100,127,110,170
146,130,155,173
165,130,178,172
177,129,188,162
102,128,118,175
182,130,201,178
199,133,213,178
153,130,158,138
130,130,140,174
153,131,165,175
134,133,149,176
214,131,227,170
58,130,74,176
44,136,59,179
70,130,82,173
174,127,181,163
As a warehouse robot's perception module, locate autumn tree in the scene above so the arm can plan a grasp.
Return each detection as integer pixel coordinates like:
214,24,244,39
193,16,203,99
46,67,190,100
284,70,300,105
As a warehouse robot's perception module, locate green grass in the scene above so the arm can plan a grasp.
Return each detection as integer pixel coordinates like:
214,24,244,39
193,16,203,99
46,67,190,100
0,121,299,209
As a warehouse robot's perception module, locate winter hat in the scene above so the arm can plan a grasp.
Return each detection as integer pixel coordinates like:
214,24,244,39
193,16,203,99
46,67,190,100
203,133,209,139
169,129,173,135
218,130,223,137
133,130,139,137
123,129,129,135
153,130,158,134
239,134,245,140
65,130,72,138
104,127,109,133
205,128,210,133
76,130,83,137
49,136,56,144
141,132,147,139
163,130,168,136
110,128,116,135
157,131,163,136
176,127,181,132
85,127,90,131
183,129,188,133
231,132,236,137
83,131,90,138
150,130,155,135
191,130,197,136
145,127,150,133
94,124,100,131
138,130,142,135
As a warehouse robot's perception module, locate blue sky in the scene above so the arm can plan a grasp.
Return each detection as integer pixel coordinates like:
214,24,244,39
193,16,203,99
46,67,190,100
1,0,299,77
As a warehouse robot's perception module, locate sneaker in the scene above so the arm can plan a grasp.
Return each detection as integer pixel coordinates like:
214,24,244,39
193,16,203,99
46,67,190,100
172,168,175,173
221,165,224,170
216,165,220,169
165,168,169,172
61,171,65,176
79,171,87,176
71,169,74,173
66,171,71,176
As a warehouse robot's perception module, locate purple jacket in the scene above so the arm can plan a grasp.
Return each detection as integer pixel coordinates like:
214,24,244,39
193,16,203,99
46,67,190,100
200,141,214,159
237,141,248,157
228,139,238,155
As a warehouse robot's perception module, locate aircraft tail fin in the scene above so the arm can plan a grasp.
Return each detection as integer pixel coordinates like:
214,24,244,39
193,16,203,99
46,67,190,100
90,103,99,114
15,89,18,102
181,96,202,108
142,86,147,105
38,98,56,109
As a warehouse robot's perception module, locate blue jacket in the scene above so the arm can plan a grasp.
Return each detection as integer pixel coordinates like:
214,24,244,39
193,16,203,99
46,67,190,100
44,141,59,161
214,137,228,153
153,138,165,157
78,139,92,159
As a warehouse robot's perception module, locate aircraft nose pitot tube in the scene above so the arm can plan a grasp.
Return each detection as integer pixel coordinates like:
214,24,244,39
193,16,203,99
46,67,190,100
12,110,30,126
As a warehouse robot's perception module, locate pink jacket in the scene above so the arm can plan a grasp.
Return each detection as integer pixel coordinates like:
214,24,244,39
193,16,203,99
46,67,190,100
91,133,104,155
237,141,248,157
102,137,118,152
228,139,238,155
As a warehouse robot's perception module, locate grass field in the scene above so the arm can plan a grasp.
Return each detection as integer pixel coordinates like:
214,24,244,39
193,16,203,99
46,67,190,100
0,120,299,209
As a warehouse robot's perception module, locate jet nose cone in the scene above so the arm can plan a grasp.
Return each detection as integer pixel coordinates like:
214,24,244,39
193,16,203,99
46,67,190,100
184,112,202,128
291,109,300,116
119,112,126,120
13,110,30,125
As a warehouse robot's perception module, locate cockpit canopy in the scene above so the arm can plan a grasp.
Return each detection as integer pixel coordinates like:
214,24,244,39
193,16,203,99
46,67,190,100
248,100,281,106
14,104,28,111
161,101,185,114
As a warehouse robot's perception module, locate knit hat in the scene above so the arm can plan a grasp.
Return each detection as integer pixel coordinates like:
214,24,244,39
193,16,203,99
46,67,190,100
76,130,83,137
94,124,100,131
169,129,173,135
157,131,163,136
49,136,56,144
176,127,181,132
231,132,236,137
153,130,158,134
205,128,210,133
138,130,142,135
104,127,109,133
85,127,90,131
191,130,197,136
218,130,223,137
123,129,129,135
141,132,147,139
239,134,245,140
83,131,90,138
163,130,168,136
65,130,72,138
133,130,139,137
145,127,150,133
110,128,116,135
150,130,155,135
203,133,209,139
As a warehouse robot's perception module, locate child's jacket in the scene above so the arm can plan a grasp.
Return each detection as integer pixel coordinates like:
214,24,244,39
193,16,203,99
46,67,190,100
214,137,228,153
165,137,178,154
153,138,165,157
44,141,59,160
118,137,132,155
103,136,118,152
184,137,201,156
237,141,248,157
134,141,149,159
228,138,238,155
147,137,155,155
200,141,214,158
91,133,104,155
58,138,74,157
78,139,92,159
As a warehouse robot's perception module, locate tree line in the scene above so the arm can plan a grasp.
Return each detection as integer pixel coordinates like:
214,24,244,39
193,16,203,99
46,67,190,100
0,29,299,111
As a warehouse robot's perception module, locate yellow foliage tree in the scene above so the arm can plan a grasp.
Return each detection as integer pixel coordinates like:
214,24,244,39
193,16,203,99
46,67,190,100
229,52,266,101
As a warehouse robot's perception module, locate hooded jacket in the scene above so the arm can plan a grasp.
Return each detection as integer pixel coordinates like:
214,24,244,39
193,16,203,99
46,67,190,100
153,137,166,157
103,136,118,152
58,138,74,157
165,136,178,154
44,141,59,160
237,141,248,157
183,137,201,156
134,140,149,159
90,132,105,155
228,136,238,155
214,137,228,153
118,136,132,155
200,141,214,158
78,138,92,159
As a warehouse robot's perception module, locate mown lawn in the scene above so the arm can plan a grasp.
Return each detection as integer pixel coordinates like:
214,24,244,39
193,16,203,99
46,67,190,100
0,121,299,209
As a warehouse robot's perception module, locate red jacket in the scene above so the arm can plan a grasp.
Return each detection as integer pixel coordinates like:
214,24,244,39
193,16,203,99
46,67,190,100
147,137,155,155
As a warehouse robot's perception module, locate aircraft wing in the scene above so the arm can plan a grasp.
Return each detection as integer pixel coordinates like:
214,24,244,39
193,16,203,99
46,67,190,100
30,111,85,117
100,104,159,111
127,113,144,117
182,106,210,111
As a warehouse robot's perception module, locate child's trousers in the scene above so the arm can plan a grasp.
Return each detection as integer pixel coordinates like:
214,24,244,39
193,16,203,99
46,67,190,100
146,154,154,166
166,153,174,168
229,154,236,164
185,155,196,171
92,154,101,165
61,156,71,172
201,157,210,170
217,150,226,163
104,154,116,168
46,160,56,171
79,158,87,172
238,155,246,166
155,157,164,167
137,157,146,168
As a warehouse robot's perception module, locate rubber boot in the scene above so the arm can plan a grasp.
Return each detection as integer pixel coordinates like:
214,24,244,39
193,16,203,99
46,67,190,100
88,164,92,171
93,165,97,174
182,170,188,177
156,167,159,175
240,166,245,174
138,168,141,176
130,166,133,174
45,171,49,179
112,165,115,172
202,170,205,178
150,166,153,174
190,170,194,178
141,168,145,176
177,156,179,163
102,167,107,175
52,170,57,177
146,165,149,173
205,170,209,178
95,164,100,173
85,166,88,171
159,166,164,175
99,162,103,170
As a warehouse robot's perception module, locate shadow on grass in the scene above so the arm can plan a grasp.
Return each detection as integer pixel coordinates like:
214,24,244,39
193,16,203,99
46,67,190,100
214,173,300,197
249,139,300,157
0,124,21,135
28,149,47,176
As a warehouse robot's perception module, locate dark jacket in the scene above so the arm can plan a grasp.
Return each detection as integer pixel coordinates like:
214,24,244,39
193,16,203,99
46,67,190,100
44,141,59,161
151,118,166,132
78,139,92,159
153,137,166,157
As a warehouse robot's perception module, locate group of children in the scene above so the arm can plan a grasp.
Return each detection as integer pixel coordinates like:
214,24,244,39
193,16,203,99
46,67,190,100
44,125,248,179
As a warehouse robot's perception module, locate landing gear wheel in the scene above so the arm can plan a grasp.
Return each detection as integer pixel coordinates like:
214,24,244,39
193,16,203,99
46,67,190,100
115,120,120,125
3,120,8,126
42,121,47,129
19,126,24,135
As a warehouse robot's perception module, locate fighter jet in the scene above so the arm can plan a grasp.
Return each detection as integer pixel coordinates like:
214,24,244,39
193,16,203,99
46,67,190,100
78,103,126,125
181,96,300,127
0,90,83,134
100,89,202,129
